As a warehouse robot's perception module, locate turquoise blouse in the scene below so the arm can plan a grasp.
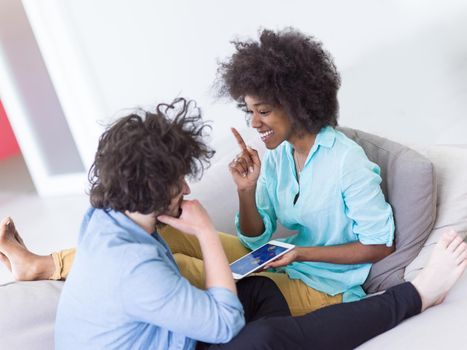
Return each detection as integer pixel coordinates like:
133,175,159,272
236,126,394,302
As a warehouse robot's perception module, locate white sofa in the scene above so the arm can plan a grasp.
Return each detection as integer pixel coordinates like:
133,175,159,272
0,138,466,349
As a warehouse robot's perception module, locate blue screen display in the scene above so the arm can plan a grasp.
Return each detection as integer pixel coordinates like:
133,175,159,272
230,244,288,276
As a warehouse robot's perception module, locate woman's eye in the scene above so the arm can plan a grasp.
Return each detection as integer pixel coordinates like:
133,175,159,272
259,110,270,116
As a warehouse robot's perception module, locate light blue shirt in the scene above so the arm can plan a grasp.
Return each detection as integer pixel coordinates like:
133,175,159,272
236,126,394,302
56,208,244,350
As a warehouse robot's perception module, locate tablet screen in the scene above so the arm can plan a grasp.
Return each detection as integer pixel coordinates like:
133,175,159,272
230,243,288,275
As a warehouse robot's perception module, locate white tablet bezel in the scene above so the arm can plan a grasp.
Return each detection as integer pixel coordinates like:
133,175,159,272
230,240,295,280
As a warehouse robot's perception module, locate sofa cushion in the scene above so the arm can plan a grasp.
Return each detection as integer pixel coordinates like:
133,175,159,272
404,145,467,281
357,270,467,349
0,281,63,350
337,127,436,293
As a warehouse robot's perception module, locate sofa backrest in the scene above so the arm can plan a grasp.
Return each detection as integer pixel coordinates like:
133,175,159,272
337,127,437,293
404,145,467,281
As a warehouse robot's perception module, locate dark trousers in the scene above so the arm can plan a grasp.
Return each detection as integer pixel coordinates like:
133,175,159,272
203,276,421,350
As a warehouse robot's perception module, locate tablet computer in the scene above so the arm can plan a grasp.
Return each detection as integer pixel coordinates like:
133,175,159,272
230,240,295,280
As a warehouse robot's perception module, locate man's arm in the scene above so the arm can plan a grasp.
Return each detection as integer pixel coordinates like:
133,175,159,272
158,199,236,294
127,200,244,343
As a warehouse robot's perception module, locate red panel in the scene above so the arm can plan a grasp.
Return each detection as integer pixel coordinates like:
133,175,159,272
0,100,20,160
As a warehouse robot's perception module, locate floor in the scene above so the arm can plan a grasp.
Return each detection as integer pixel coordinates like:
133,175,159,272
0,155,89,284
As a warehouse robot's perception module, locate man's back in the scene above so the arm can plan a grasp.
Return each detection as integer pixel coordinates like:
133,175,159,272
55,208,244,350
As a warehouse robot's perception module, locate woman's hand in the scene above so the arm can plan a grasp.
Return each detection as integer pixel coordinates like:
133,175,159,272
264,248,301,269
229,128,261,191
157,200,215,237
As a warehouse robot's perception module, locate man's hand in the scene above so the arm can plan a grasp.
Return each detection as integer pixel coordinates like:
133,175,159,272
264,248,300,269
157,200,215,237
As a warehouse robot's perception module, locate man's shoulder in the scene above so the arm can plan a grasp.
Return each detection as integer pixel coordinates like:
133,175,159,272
81,208,157,246
77,212,168,275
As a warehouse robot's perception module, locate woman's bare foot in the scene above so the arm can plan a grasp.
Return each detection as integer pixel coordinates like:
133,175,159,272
412,229,467,312
0,217,55,281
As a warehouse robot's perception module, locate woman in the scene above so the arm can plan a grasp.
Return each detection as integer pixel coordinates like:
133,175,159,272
216,27,394,314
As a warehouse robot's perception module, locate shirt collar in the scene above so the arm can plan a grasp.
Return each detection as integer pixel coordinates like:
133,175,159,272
315,126,337,149
286,126,336,167
106,209,157,242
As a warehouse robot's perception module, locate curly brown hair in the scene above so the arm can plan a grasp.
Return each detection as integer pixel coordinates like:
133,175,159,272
88,98,214,215
217,27,341,134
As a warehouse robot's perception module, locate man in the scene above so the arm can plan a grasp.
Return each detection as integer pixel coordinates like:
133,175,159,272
53,98,245,349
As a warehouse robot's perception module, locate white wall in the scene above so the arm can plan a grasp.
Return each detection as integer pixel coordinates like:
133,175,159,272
27,0,467,149
0,0,86,196
4,0,467,198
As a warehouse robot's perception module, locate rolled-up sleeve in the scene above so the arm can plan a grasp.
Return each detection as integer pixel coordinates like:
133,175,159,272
236,156,277,250
340,146,394,246
121,249,245,344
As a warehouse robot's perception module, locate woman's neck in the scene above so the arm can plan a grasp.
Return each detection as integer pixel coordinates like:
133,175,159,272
289,132,317,157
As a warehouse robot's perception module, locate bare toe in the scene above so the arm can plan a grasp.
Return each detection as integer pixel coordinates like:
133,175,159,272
454,241,466,258
0,217,11,237
456,251,467,266
0,217,9,226
13,230,27,248
439,229,456,248
447,236,464,253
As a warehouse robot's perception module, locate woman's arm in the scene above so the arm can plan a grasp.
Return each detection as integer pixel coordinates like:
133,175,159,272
237,186,264,237
266,242,394,268
229,128,265,237
298,242,394,264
